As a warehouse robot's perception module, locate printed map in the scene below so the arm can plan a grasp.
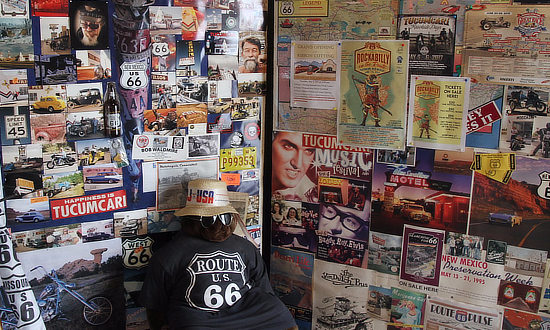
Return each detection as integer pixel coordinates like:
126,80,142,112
276,0,399,41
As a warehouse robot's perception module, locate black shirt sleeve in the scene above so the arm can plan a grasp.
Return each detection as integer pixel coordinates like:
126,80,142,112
247,241,274,294
139,255,171,312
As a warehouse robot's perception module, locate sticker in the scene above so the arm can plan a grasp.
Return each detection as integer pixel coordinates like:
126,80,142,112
221,173,241,186
220,147,257,172
122,237,154,269
474,153,516,171
120,62,149,90
537,171,550,199
152,42,170,57
279,0,328,17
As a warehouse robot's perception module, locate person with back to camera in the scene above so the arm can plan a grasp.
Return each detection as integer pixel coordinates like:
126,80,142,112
140,179,297,330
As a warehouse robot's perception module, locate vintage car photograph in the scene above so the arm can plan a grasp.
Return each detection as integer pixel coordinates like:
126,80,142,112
84,171,122,184
488,212,522,227
31,96,67,113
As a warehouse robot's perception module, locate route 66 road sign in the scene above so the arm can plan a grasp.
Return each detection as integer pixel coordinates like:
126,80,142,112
120,62,149,90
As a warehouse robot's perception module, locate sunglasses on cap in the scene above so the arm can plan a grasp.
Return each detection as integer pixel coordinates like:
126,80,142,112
81,20,101,30
189,213,233,228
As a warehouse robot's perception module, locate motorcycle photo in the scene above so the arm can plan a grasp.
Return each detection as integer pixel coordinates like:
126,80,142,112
508,90,548,114
29,266,112,326
46,153,76,169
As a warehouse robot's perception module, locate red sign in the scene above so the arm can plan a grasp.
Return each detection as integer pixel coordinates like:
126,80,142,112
466,101,501,134
372,234,386,246
50,190,127,220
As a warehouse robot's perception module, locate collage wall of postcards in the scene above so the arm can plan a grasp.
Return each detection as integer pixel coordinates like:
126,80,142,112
0,0,267,329
272,1,550,330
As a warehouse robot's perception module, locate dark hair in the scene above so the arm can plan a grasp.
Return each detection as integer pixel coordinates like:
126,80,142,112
271,201,282,215
286,207,298,219
241,37,262,53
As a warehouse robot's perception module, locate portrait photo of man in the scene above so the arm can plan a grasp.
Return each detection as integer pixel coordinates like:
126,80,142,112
318,203,370,242
238,36,266,73
70,1,108,50
271,131,318,202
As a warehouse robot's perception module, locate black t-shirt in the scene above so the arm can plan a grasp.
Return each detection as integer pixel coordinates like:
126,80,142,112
140,233,296,330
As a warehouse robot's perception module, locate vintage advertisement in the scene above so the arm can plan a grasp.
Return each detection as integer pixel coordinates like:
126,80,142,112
156,158,218,211
312,259,376,330
338,40,409,149
132,134,187,161
424,296,502,330
368,231,402,276
397,15,456,76
290,41,340,110
400,225,445,288
463,5,550,86
387,287,425,329
270,246,314,322
438,253,502,306
316,235,367,268
370,148,472,236
497,280,541,313
469,156,550,252
49,190,127,220
407,76,470,151
466,83,504,150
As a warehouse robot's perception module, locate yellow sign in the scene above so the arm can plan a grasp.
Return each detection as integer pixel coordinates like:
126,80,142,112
220,147,257,172
278,0,329,17
354,42,391,76
474,153,516,171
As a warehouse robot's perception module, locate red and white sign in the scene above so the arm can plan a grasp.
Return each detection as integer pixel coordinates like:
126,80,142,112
466,101,501,134
50,190,127,220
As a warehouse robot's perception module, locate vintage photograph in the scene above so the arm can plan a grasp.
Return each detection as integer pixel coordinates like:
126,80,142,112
152,34,176,72
42,142,78,175
377,147,416,167
65,111,104,141
18,239,125,329
75,50,111,81
69,1,109,50
35,54,77,85
66,82,104,112
42,170,84,199
150,6,182,36
76,139,112,167
5,197,51,231
188,134,219,158
0,69,28,106
486,240,507,265
81,218,114,243
113,209,147,238
0,18,33,69
83,164,123,192
30,113,66,144
368,231,402,276
28,85,67,114
40,17,71,55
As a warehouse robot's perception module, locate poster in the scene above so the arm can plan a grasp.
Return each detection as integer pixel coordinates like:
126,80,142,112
270,246,314,323
339,40,409,149
387,287,425,329
370,148,472,236
407,75,470,151
469,156,550,252
462,5,550,86
424,296,502,330
290,41,340,110
311,259,375,329
400,225,445,288
397,14,456,76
